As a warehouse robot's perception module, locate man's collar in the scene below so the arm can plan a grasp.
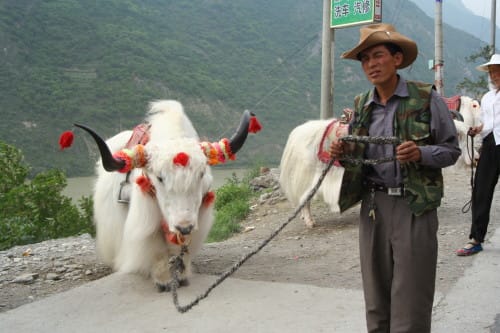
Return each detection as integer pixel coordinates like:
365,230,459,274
366,75,408,106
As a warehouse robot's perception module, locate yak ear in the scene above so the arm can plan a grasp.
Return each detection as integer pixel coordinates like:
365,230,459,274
74,123,126,172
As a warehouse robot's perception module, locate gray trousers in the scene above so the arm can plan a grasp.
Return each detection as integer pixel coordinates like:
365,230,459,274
359,191,438,333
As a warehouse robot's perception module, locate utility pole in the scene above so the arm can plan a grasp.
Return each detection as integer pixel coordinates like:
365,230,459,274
491,0,496,55
320,0,334,119
434,0,444,96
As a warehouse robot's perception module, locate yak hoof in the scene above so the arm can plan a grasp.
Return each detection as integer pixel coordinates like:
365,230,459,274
156,282,171,293
155,279,189,293
305,220,316,228
179,278,190,287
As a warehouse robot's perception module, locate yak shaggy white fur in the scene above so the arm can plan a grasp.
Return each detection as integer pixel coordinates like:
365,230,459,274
93,100,214,289
279,119,347,228
450,96,482,168
280,98,479,228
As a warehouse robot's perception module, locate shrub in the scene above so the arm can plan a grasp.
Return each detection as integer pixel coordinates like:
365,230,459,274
207,171,256,242
0,141,94,250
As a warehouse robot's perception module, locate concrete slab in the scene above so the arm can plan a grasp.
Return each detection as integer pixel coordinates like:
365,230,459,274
2,226,500,333
0,272,366,333
432,226,500,333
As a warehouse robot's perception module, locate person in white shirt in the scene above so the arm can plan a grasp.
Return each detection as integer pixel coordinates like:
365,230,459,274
457,53,500,256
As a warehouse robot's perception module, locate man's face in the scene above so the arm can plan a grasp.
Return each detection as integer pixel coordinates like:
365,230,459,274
488,64,500,89
358,44,403,86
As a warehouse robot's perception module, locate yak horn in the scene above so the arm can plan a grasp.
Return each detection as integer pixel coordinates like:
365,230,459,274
449,110,464,122
228,110,252,154
74,123,126,172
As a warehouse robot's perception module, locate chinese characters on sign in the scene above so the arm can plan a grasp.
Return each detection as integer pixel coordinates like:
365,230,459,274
331,0,382,28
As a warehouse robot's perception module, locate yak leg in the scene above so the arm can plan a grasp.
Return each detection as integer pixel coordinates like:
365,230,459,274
153,249,191,292
151,253,172,291
301,201,315,228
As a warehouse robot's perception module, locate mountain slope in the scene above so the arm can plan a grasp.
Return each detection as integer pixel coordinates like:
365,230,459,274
0,0,488,176
410,0,499,45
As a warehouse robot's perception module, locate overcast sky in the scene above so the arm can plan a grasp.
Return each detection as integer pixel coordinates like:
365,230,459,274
462,0,500,19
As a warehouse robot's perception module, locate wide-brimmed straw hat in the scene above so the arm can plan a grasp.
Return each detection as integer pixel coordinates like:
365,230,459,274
341,23,418,69
476,54,500,72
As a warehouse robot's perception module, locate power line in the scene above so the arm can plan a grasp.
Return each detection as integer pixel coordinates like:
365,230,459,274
266,33,319,76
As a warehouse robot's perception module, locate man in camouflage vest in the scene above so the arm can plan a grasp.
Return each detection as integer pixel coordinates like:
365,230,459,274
330,23,460,333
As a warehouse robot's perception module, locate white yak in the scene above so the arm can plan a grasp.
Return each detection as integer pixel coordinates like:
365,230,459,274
68,100,259,290
279,97,481,228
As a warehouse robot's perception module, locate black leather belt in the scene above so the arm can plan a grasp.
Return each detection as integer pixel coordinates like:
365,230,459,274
365,182,404,197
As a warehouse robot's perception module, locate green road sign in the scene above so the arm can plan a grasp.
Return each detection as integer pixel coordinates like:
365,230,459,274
331,0,382,28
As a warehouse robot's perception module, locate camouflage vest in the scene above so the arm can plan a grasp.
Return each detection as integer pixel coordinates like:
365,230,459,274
338,81,444,216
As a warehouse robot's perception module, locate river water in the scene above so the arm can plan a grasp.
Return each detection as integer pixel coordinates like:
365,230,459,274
63,167,248,201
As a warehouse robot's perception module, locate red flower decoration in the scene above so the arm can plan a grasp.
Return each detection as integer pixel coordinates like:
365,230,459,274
249,115,262,133
202,191,215,208
59,131,74,150
136,175,153,194
173,152,190,167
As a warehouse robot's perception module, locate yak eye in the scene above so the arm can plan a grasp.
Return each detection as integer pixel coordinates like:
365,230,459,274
157,176,163,183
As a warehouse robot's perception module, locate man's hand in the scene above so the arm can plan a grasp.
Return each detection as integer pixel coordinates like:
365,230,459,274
467,124,483,137
396,141,421,163
329,141,345,159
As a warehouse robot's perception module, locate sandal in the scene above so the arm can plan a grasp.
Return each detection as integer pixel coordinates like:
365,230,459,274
456,242,483,256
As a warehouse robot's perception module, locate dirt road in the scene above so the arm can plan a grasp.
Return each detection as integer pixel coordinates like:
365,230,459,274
195,167,497,295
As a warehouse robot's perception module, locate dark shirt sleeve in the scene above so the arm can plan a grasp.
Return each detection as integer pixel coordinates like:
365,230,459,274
419,90,461,168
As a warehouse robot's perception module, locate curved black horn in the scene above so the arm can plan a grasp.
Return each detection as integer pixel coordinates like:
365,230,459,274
450,110,464,122
228,110,252,154
74,123,126,172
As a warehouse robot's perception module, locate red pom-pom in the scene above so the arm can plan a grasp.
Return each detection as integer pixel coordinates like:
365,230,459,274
248,115,262,133
202,191,215,208
59,131,74,150
136,175,153,194
113,151,133,173
173,152,190,166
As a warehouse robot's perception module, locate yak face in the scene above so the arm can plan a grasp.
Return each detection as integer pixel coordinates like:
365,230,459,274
459,96,481,128
454,96,482,167
145,139,213,237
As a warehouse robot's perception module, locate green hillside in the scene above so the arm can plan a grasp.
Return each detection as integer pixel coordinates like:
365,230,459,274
0,0,487,177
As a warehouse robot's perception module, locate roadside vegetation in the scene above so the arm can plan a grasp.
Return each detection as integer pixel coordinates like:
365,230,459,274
0,141,94,251
208,167,260,242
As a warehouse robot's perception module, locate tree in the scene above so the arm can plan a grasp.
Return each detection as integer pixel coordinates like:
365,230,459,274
456,45,493,100
0,141,94,250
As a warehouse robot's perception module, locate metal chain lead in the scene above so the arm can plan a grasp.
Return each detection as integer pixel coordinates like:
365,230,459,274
168,134,400,313
341,134,401,145
339,135,401,165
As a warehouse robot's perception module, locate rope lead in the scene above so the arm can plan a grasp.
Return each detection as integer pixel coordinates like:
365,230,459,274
168,134,400,313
